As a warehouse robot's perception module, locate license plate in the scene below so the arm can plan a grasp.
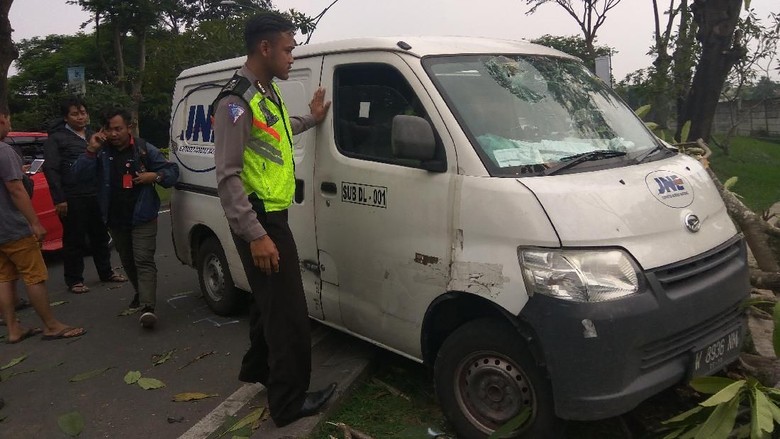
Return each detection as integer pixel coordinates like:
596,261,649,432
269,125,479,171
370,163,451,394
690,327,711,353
692,327,742,376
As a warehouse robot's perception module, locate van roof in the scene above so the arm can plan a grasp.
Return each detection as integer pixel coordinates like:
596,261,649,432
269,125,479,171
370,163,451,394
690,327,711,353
177,36,577,80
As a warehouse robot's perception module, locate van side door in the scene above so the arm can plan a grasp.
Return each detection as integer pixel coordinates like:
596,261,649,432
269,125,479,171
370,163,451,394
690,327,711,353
315,53,456,356
279,62,324,320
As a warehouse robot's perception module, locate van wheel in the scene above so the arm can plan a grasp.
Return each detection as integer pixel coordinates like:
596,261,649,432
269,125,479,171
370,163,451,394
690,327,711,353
197,237,241,316
434,318,558,439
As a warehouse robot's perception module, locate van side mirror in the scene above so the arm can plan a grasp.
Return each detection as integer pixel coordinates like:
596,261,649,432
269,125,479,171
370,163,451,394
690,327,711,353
391,115,445,172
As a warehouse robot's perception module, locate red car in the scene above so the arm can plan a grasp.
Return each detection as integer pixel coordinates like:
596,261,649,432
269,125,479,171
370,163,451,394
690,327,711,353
4,131,63,251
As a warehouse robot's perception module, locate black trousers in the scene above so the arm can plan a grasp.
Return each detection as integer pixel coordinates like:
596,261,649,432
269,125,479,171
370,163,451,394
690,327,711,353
61,195,113,287
232,209,312,425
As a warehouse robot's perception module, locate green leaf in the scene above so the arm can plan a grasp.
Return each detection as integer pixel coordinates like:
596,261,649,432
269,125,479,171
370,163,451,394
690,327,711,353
152,349,176,366
767,397,780,424
226,407,265,434
771,302,780,358
70,367,112,382
137,377,165,390
1,354,28,371
752,388,775,437
663,405,705,424
0,368,35,382
690,376,737,395
645,121,660,131
694,396,740,439
723,176,739,190
635,104,651,119
57,411,85,437
680,424,702,439
700,380,745,407
488,407,531,438
172,392,219,402
680,120,692,143
117,307,141,316
124,371,141,385
49,300,68,307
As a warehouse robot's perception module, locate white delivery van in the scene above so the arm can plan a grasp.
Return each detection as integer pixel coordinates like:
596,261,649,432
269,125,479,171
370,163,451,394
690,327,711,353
170,37,750,438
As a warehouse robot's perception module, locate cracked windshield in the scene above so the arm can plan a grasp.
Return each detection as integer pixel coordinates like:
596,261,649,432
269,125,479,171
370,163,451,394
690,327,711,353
425,55,659,175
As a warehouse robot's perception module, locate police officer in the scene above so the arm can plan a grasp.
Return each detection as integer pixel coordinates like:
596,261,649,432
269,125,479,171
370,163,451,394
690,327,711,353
212,12,334,428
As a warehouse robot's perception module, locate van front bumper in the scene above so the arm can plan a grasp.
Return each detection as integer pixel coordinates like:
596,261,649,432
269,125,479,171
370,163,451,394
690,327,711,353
519,236,750,420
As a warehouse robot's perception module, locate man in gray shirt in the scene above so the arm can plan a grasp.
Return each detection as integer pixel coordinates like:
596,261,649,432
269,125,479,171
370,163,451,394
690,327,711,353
0,108,86,343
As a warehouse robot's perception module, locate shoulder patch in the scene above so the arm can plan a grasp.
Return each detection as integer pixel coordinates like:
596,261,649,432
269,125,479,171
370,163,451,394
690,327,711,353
228,102,246,125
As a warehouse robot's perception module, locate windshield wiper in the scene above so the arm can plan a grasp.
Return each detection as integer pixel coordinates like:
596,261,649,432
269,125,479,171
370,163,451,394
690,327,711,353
543,150,627,176
635,143,671,164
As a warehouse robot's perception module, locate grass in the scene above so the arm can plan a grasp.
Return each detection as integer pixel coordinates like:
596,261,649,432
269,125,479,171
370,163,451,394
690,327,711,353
708,136,780,213
310,351,453,438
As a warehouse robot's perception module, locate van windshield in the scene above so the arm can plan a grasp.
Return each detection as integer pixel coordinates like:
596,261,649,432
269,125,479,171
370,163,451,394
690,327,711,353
423,55,661,176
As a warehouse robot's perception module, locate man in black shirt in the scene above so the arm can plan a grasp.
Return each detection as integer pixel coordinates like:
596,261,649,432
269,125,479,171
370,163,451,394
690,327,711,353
43,97,126,293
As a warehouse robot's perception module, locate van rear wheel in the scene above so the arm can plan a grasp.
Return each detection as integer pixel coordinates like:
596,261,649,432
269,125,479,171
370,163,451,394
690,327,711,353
434,318,558,439
196,237,241,316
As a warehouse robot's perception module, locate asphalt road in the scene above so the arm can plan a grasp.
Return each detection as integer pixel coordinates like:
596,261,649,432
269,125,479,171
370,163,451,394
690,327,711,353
0,211,255,438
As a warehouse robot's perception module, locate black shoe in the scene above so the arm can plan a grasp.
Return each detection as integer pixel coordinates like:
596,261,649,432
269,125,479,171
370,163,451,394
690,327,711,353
139,307,157,329
129,294,140,309
275,383,337,427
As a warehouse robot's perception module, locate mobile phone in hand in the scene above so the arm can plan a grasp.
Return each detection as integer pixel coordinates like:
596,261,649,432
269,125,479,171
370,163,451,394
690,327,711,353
27,159,44,174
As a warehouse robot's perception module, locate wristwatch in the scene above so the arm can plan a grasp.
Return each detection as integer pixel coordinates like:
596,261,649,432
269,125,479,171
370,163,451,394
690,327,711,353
155,173,162,184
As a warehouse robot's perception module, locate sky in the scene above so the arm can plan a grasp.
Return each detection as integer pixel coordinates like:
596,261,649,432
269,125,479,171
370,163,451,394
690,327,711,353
8,0,780,80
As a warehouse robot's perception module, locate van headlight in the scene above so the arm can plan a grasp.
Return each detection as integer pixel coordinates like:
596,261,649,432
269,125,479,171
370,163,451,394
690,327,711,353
518,248,641,302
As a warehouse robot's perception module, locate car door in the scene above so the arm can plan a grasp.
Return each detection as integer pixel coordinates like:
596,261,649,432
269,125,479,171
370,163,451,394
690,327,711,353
277,62,324,319
314,53,456,355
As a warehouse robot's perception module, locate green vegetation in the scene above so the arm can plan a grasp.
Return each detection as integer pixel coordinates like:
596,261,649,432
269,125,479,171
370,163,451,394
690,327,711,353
708,136,780,213
310,351,453,438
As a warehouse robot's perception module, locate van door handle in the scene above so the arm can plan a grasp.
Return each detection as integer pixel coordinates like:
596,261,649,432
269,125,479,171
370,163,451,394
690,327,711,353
321,182,337,194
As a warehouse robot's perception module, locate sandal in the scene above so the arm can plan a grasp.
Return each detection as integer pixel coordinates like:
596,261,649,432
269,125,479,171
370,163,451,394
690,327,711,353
69,283,90,294
103,273,128,283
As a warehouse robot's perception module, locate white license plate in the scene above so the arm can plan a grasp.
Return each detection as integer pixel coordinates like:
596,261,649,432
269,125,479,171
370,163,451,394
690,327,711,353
692,327,742,376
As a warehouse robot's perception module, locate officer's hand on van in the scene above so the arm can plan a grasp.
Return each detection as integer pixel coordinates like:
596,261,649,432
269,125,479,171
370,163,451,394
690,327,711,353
250,235,280,274
309,88,331,124
87,130,106,153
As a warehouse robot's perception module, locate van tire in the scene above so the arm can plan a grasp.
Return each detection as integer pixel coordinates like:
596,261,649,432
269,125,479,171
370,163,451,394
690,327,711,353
197,237,241,316
434,318,559,439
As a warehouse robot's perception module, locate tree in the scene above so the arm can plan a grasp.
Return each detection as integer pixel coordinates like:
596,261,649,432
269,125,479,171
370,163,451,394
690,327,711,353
530,34,612,71
678,0,746,142
524,0,623,70
0,0,16,112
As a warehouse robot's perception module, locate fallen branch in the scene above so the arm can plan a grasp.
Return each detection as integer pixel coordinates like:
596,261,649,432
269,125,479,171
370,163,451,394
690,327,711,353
326,422,376,439
178,351,216,370
371,378,411,401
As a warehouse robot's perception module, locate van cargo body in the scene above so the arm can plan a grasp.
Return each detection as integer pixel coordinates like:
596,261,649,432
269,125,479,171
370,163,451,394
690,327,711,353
170,37,750,438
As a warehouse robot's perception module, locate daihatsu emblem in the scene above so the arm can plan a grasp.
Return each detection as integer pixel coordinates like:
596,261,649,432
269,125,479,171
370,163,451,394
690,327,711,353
685,214,701,233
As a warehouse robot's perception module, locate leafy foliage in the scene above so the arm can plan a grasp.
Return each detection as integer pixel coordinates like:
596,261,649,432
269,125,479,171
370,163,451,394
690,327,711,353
530,34,613,72
659,376,780,439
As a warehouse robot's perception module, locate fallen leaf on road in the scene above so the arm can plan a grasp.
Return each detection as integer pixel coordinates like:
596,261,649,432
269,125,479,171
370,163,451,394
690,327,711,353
124,371,141,385
0,369,36,382
137,377,166,390
225,407,265,435
0,415,6,422
172,392,219,402
152,349,176,366
50,300,68,307
58,411,84,437
70,367,113,382
178,350,216,370
117,307,141,317
167,416,185,423
1,354,28,371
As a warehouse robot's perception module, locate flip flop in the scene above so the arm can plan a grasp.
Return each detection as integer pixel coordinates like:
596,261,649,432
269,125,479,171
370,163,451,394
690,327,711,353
6,327,43,344
103,273,128,283
41,327,86,341
69,283,90,294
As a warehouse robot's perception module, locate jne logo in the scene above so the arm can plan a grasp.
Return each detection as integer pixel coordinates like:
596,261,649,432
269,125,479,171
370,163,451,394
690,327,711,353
654,175,685,195
179,104,214,143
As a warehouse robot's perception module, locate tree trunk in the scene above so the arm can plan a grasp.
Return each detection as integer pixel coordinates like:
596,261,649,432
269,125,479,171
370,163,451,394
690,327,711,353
680,0,745,142
651,53,672,129
0,0,17,112
673,0,695,129
113,25,126,94
129,29,146,136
